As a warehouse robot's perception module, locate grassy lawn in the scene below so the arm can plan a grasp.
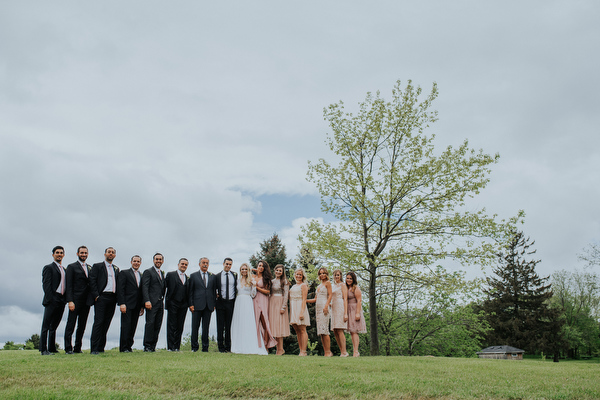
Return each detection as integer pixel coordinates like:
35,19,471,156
0,350,598,399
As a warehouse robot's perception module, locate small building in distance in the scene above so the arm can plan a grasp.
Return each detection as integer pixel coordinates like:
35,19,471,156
477,345,524,360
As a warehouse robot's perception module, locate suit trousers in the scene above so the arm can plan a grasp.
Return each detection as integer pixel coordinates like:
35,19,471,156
143,305,164,351
40,297,65,353
120,307,141,352
64,300,90,352
90,292,117,352
216,299,235,352
167,301,187,351
191,307,213,351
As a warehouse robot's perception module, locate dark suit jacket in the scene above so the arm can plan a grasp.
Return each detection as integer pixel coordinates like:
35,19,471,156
117,268,143,310
141,267,166,307
215,271,238,302
165,271,188,309
42,262,65,306
188,271,217,310
89,262,120,300
65,261,92,305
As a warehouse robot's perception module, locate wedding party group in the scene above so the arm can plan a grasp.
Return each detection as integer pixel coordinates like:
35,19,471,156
39,245,367,357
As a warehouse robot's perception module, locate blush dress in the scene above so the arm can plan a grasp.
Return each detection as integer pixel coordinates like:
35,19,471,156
314,283,331,335
253,278,277,349
330,282,347,330
289,283,310,326
347,288,367,334
269,279,290,337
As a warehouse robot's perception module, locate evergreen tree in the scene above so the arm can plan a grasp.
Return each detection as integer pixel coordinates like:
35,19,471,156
249,233,290,273
481,230,563,358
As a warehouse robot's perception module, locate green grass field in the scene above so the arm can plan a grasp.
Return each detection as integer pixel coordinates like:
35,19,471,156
0,350,598,399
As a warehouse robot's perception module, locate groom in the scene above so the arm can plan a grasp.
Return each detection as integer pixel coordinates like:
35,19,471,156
215,258,237,353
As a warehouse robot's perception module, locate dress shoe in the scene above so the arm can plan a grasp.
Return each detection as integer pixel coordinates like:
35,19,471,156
65,350,74,355
202,349,208,353
41,351,51,356
90,351,100,355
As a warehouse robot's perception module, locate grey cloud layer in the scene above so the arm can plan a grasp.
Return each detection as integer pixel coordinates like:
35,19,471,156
1,1,599,343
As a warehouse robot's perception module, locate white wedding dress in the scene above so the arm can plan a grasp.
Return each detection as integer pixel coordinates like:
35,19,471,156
230,281,268,355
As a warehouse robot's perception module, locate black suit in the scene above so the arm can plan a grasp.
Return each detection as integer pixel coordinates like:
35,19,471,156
64,261,92,353
141,267,166,351
40,261,66,353
89,261,119,353
117,268,143,352
165,271,189,351
188,270,217,351
215,271,237,352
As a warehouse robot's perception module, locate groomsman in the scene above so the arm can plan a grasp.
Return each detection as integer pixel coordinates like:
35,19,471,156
117,255,144,352
40,246,67,355
188,257,217,352
215,258,237,353
165,258,189,351
142,253,166,352
89,247,119,354
64,246,92,354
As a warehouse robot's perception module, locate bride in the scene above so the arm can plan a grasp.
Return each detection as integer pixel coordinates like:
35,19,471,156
230,263,268,355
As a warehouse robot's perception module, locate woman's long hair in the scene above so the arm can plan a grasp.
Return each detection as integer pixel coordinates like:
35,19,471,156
257,260,273,291
345,271,358,292
239,263,253,287
273,264,289,289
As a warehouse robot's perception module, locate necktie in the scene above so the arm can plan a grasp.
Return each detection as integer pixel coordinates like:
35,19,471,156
135,271,140,286
81,263,88,278
157,269,162,280
109,265,115,293
59,265,65,295
203,272,207,287
180,272,185,284
225,273,229,300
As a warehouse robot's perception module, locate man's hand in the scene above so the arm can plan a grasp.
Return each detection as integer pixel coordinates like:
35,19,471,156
120,304,127,314
145,301,152,310
68,301,75,312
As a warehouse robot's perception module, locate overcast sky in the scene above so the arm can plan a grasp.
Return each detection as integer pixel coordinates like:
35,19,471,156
1,1,599,348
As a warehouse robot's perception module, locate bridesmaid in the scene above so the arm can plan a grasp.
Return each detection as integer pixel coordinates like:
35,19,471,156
331,269,348,357
307,267,333,357
253,260,277,350
269,264,290,355
346,271,367,357
289,268,310,356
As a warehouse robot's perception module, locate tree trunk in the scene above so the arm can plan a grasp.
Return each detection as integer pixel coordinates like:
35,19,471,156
369,261,380,355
